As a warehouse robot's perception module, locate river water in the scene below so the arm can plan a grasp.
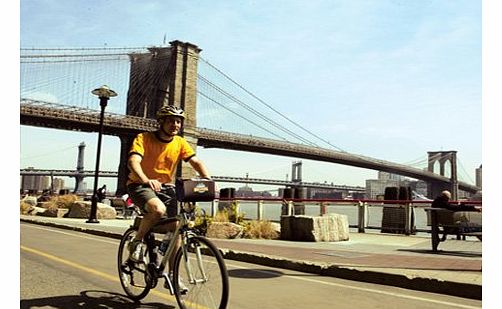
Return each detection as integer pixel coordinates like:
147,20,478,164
196,201,431,233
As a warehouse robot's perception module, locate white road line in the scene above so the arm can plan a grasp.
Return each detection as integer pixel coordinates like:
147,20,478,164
21,245,177,303
22,224,480,308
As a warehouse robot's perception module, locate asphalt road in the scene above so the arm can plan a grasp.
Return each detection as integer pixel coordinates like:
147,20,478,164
20,223,482,309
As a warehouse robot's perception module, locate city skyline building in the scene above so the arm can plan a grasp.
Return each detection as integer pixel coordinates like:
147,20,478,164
476,165,482,189
18,162,479,199
52,178,65,193
21,167,51,193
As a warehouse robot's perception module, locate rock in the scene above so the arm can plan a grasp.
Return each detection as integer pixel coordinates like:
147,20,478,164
97,202,117,219
39,207,58,217
280,214,349,242
22,196,37,206
38,195,52,202
206,222,244,239
57,208,70,218
28,206,46,216
271,222,281,234
67,201,117,219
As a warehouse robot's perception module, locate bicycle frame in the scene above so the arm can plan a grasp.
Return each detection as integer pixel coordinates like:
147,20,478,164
144,203,205,293
119,183,229,308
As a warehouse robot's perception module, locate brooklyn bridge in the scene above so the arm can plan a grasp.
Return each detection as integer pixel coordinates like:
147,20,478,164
20,40,480,198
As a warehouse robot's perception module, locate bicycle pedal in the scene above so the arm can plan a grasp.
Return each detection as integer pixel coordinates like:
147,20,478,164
149,277,158,289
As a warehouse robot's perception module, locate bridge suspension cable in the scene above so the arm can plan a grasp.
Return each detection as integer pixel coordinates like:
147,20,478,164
20,48,136,113
21,47,150,51
198,75,319,147
21,145,78,160
399,155,429,169
457,157,475,184
19,48,351,153
199,57,346,152
197,90,289,142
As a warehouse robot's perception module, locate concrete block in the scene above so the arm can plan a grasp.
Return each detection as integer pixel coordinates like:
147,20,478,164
281,214,349,242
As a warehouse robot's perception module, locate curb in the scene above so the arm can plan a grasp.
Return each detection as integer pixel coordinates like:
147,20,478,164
220,250,481,300
20,218,481,300
21,218,124,240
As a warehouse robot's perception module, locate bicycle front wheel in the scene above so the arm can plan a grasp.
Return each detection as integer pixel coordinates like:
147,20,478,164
173,235,229,309
117,227,153,301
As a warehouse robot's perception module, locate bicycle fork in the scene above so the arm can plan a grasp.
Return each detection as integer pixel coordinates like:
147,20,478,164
182,238,209,285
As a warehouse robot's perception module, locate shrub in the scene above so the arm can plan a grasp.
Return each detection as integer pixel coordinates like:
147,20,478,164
243,220,279,239
192,207,213,236
50,194,79,209
213,209,230,223
195,202,280,240
196,202,245,235
217,201,245,224
20,201,33,215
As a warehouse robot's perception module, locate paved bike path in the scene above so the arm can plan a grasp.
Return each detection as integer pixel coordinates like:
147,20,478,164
20,215,482,300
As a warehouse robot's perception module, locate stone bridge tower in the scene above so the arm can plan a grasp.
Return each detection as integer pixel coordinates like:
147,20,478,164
427,150,458,200
73,142,86,194
116,40,202,195
291,160,302,183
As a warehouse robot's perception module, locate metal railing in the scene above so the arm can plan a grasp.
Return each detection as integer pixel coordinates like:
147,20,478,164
199,198,482,235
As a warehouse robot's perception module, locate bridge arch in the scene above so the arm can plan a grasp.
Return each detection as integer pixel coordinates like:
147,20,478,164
427,151,458,199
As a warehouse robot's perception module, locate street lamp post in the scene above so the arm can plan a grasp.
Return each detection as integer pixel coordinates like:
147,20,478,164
87,85,117,223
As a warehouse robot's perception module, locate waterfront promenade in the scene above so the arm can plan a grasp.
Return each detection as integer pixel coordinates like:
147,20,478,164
20,215,482,300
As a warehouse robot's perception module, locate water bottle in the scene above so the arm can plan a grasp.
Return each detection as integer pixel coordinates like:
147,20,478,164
158,231,173,255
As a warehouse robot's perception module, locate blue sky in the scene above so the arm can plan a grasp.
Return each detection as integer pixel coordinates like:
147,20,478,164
17,0,490,193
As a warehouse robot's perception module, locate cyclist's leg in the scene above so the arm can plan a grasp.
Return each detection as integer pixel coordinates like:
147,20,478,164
136,198,166,240
128,184,167,241
157,186,181,272
127,184,166,262
129,199,166,262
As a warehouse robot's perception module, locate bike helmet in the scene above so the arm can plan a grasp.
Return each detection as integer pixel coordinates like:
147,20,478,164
156,105,185,120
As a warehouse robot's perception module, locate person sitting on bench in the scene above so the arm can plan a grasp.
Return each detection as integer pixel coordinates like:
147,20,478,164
431,190,481,241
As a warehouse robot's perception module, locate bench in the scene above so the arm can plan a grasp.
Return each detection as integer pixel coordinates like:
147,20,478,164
424,207,482,252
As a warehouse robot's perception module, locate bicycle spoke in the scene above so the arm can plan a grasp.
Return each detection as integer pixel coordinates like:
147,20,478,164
173,236,229,309
117,228,152,300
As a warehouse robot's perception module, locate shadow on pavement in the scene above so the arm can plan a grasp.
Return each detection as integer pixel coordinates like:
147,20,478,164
227,268,283,279
20,290,174,309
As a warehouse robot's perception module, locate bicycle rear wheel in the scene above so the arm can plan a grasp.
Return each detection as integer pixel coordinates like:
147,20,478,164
117,227,153,301
173,235,229,309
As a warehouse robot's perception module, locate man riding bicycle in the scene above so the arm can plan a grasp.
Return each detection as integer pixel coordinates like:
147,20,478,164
126,105,211,273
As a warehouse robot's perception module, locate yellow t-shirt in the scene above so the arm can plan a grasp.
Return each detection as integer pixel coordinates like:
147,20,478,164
127,131,195,185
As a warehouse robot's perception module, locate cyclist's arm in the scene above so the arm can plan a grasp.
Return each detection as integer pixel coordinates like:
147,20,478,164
187,156,211,179
128,153,162,191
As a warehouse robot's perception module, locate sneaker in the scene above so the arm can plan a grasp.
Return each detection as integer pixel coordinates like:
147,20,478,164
128,239,145,263
169,274,189,294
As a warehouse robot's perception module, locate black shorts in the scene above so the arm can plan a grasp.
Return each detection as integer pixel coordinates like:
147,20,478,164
127,183,178,218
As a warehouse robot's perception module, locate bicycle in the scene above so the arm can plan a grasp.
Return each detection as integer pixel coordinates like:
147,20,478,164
117,180,229,309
